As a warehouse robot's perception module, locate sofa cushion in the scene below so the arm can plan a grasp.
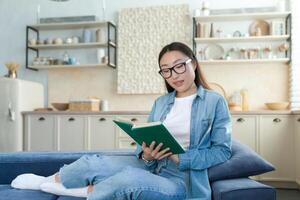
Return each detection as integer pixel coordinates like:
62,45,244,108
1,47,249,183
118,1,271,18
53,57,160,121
0,185,57,200
208,140,275,182
211,178,276,200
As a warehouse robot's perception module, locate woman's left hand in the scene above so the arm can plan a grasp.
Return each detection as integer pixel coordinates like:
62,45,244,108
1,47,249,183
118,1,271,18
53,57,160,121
169,154,179,164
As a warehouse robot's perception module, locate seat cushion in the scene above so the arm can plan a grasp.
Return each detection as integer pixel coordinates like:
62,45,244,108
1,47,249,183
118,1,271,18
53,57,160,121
211,178,276,200
208,140,275,182
0,185,57,200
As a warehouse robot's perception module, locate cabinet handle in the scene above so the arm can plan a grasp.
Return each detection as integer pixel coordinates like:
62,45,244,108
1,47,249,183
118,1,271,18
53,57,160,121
38,117,45,121
273,118,281,123
237,118,245,123
68,117,75,122
99,118,106,121
297,118,300,122
130,141,136,146
131,118,138,122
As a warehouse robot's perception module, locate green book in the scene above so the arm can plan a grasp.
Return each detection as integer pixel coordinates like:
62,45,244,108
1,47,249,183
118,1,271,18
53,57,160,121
113,118,185,154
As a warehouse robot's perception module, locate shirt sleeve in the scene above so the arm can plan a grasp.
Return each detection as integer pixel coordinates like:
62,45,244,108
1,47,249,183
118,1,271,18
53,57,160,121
178,96,232,171
134,99,158,171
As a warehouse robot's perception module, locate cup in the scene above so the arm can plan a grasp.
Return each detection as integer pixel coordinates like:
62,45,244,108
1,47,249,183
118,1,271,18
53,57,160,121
96,28,106,43
97,49,105,63
83,29,92,43
28,38,37,45
100,100,109,111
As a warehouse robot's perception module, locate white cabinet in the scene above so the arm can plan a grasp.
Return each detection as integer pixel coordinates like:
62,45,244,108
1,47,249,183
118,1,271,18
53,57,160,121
231,115,257,151
295,115,300,185
57,116,86,151
116,115,148,149
259,115,295,181
88,116,115,150
24,115,56,151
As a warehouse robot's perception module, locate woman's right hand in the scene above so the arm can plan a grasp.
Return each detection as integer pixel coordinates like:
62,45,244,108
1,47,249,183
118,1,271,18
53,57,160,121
141,141,172,161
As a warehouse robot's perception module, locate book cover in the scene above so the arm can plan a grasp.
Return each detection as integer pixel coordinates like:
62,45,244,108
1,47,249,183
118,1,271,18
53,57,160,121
113,118,185,154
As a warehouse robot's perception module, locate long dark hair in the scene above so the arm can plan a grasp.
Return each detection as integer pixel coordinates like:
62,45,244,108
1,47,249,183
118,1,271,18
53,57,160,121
158,42,210,93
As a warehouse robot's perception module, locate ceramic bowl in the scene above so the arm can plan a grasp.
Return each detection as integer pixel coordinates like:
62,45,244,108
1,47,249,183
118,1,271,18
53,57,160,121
265,102,290,110
51,103,69,111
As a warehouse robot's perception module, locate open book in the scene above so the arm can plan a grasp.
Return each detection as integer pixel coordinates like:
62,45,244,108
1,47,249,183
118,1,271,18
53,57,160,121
113,118,185,154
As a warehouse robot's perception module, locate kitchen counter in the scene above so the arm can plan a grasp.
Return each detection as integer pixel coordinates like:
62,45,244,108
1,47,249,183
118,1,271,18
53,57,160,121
22,110,300,115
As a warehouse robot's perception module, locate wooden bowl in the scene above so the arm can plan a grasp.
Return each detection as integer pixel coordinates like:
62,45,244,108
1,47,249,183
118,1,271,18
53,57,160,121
51,103,69,111
265,102,290,110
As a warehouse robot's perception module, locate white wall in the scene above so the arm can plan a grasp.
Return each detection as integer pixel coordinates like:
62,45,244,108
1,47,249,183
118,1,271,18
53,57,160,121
0,0,289,110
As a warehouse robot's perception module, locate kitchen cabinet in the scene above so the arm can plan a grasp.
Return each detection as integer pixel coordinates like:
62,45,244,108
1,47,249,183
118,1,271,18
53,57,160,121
231,115,257,151
24,115,56,151
115,115,148,149
88,115,116,150
295,115,300,185
259,115,295,182
57,115,86,151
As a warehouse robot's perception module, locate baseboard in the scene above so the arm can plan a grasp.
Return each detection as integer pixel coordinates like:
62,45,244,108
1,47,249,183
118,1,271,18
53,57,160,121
259,180,299,189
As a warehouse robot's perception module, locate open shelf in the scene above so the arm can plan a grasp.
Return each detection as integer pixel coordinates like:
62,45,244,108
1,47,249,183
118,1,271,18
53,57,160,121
194,12,291,22
198,58,290,65
194,35,290,43
28,21,113,30
28,41,116,50
28,63,116,70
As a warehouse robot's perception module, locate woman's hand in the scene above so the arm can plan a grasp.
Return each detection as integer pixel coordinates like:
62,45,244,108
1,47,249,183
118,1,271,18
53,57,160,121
142,141,172,161
169,154,179,164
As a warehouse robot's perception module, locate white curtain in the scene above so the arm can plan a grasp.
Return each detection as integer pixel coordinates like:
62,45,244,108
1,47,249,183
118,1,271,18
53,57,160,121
290,0,300,110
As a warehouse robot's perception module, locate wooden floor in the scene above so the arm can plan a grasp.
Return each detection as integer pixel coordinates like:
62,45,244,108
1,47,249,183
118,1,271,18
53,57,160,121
277,189,300,200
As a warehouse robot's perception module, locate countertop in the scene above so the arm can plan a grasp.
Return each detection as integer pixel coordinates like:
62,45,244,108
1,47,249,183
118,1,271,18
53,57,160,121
22,110,300,115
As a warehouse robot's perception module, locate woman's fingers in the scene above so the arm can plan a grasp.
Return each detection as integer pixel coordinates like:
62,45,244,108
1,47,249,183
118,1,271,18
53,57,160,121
155,147,170,159
157,152,173,160
142,142,146,151
151,143,163,157
149,141,156,151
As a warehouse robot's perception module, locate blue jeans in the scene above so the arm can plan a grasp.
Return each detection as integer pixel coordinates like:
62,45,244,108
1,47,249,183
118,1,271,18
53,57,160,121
59,155,187,200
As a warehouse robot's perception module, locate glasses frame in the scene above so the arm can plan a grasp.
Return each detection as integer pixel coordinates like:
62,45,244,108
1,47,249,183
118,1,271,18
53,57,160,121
158,58,192,79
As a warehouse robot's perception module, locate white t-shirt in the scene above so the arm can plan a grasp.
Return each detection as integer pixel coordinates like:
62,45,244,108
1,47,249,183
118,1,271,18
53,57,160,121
163,93,197,150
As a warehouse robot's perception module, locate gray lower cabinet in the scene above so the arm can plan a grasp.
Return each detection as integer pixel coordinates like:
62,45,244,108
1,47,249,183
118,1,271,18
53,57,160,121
88,116,116,150
57,115,86,151
24,115,56,151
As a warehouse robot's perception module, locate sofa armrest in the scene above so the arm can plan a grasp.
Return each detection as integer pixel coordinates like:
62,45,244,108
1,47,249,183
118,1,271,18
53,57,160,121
0,150,134,184
211,178,276,200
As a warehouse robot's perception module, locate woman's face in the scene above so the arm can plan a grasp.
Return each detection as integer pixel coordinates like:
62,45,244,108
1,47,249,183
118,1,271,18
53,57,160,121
159,50,197,96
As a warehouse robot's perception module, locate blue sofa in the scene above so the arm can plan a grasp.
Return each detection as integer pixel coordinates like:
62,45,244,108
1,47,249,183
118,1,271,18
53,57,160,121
0,141,276,200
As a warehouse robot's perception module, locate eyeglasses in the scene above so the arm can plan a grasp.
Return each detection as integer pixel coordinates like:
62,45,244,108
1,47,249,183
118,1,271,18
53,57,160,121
158,59,192,79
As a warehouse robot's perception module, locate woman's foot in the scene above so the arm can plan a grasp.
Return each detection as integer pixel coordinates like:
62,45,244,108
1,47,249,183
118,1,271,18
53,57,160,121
40,182,88,197
11,173,55,190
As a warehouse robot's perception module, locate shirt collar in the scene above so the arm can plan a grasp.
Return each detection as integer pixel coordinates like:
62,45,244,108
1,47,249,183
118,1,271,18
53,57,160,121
167,85,205,105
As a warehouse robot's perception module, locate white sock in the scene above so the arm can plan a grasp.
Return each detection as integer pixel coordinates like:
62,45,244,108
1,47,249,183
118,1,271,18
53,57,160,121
11,173,55,190
40,182,88,198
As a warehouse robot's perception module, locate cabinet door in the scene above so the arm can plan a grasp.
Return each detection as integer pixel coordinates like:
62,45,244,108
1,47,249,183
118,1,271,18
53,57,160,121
295,115,300,184
88,116,115,150
24,115,56,151
231,115,257,151
116,115,148,149
58,116,86,151
259,115,295,181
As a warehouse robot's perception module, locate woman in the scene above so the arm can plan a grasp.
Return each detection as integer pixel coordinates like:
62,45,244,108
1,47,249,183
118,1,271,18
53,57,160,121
11,42,232,200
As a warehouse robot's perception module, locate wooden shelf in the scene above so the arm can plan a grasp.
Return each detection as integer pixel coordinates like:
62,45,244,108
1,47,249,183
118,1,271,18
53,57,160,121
194,12,291,22
28,63,116,69
29,21,114,30
198,58,290,64
194,35,290,43
28,41,116,49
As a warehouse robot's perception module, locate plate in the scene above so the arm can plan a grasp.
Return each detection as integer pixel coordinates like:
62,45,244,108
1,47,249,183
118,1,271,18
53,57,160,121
204,44,225,60
249,20,270,36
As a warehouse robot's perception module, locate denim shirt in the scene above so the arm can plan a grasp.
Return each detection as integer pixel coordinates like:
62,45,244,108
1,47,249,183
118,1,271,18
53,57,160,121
135,85,232,200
